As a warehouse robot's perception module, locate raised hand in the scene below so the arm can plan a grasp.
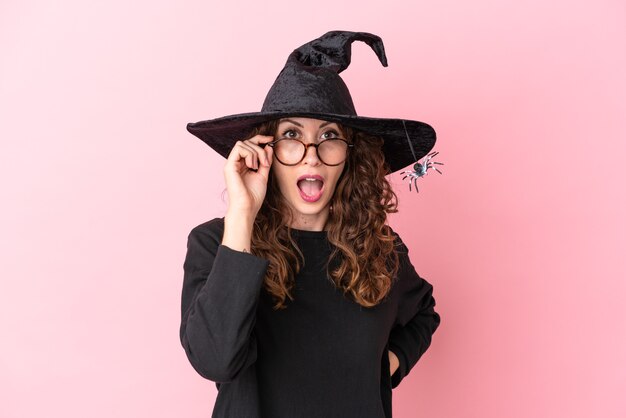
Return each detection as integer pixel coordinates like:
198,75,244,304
222,134,274,252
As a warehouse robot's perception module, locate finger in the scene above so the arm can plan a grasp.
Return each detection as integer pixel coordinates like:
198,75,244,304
226,147,257,175
245,153,256,171
244,139,271,167
247,134,275,146
256,145,273,178
255,135,275,165
227,141,253,164
247,135,274,167
236,141,259,170
266,143,274,166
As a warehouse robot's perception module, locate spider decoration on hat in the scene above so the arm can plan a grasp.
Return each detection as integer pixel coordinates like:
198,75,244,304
399,121,444,192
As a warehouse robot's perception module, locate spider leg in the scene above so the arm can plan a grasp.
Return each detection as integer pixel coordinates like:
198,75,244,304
414,177,419,193
402,174,409,181
434,167,443,174
422,152,442,168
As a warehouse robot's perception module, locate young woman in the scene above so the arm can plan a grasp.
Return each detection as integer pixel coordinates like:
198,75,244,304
180,31,441,418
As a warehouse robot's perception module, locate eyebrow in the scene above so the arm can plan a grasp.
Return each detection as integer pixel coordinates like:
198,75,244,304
279,119,337,129
280,118,303,127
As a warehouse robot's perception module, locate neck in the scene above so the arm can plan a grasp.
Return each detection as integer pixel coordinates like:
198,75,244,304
287,207,330,231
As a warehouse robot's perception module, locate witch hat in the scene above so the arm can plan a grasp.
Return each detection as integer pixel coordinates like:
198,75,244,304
186,30,436,173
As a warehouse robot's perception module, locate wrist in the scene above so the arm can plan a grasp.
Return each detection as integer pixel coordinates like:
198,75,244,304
225,207,257,225
222,212,255,253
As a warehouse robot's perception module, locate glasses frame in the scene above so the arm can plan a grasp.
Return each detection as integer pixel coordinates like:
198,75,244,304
262,137,354,166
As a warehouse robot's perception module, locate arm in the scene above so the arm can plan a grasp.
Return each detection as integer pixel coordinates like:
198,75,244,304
179,132,274,382
387,235,441,388
179,219,269,382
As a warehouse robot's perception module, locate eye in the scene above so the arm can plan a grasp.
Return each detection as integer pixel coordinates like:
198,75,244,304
321,129,341,140
280,128,299,139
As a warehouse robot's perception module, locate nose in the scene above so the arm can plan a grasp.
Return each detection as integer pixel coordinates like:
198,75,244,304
302,143,322,166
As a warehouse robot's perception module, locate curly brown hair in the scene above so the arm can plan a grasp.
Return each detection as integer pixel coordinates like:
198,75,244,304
248,119,400,310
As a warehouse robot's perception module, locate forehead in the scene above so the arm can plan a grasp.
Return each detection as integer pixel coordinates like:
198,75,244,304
277,117,339,128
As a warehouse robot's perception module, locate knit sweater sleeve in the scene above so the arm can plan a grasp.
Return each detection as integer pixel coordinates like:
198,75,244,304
179,218,269,383
387,233,441,388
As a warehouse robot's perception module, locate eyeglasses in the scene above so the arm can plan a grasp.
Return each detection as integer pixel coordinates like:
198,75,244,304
262,137,353,166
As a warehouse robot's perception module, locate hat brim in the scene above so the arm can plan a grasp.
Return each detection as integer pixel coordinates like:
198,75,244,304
186,111,436,173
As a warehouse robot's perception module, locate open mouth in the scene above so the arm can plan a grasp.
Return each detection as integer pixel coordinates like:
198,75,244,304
297,175,325,202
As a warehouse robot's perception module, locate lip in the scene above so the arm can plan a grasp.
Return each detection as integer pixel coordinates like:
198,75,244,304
297,174,325,182
296,174,325,203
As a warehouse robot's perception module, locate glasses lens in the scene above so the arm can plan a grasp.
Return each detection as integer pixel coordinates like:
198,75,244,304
272,138,350,165
274,139,305,165
318,139,349,165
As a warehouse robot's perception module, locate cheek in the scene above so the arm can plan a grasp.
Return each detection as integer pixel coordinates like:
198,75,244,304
327,166,346,192
272,166,293,195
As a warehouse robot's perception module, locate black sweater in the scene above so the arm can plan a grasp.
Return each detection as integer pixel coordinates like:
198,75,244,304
180,218,441,418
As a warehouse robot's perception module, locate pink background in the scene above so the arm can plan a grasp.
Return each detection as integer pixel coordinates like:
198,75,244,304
1,1,625,417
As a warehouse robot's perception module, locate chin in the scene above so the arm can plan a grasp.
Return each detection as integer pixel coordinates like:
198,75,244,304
287,193,332,217
292,200,330,215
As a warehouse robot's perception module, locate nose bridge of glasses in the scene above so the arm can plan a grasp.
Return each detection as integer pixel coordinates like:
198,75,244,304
302,141,322,161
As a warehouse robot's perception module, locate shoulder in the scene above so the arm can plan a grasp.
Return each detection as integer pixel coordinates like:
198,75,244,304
186,217,225,248
385,225,410,258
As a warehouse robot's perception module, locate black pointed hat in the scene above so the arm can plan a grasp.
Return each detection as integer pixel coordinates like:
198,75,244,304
186,30,436,173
